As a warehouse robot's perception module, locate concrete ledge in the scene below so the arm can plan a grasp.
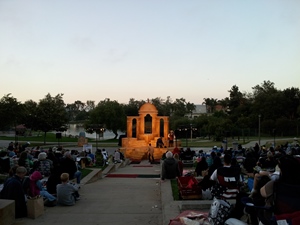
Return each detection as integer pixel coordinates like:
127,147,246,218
121,158,130,167
81,168,102,185
102,164,116,175
0,199,15,225
180,199,236,211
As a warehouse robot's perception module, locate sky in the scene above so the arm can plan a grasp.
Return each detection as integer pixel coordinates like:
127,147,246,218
0,0,299,105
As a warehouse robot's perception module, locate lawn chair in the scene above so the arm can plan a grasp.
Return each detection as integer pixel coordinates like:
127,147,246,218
242,182,300,225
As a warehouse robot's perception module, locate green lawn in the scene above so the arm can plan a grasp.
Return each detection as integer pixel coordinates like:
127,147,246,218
81,168,93,178
0,132,119,148
171,179,180,200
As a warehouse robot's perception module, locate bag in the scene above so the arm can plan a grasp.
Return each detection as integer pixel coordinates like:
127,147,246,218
208,197,232,225
168,210,210,225
27,196,44,219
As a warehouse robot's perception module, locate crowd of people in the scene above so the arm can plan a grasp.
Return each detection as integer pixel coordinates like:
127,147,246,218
0,142,84,218
1,139,300,223
0,141,128,218
160,141,300,224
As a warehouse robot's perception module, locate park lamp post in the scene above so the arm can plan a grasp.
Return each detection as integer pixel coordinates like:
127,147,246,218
178,127,188,147
273,129,276,148
99,127,106,140
184,128,188,147
258,114,261,146
87,124,105,150
190,124,197,142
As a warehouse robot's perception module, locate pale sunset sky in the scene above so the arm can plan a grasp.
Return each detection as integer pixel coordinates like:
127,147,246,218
0,0,299,105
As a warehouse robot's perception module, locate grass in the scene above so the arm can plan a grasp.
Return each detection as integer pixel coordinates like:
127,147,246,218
171,179,180,200
81,168,93,179
180,136,297,148
0,132,119,149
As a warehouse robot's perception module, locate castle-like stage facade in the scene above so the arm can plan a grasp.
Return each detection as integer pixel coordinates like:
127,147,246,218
120,102,178,161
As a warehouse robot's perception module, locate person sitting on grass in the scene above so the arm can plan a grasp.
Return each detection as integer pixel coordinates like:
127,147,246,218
56,173,80,206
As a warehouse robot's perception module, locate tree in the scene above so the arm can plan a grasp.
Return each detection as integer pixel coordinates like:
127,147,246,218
218,97,230,112
22,100,38,131
85,100,95,111
164,96,174,116
0,94,23,130
123,98,144,116
36,93,68,144
202,98,218,113
228,85,243,110
186,102,196,118
151,97,165,115
87,99,126,139
281,87,300,120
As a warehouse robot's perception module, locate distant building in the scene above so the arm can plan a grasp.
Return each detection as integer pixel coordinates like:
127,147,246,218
185,105,207,119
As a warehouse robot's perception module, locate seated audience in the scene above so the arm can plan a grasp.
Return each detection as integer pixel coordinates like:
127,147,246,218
195,156,209,177
56,173,79,206
250,151,278,196
29,171,56,206
173,153,183,176
210,154,242,199
32,152,53,176
60,151,81,184
246,155,300,225
46,166,63,195
18,151,32,174
161,151,181,181
0,166,28,218
208,152,223,176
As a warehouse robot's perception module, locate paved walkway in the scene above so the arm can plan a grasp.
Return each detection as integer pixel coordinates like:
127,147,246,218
12,161,164,225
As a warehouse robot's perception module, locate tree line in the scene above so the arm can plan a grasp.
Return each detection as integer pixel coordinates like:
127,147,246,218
0,80,299,142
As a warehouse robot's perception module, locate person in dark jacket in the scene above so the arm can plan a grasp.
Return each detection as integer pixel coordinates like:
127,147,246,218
208,153,223,176
46,166,63,195
195,156,209,176
60,151,81,184
0,166,28,218
161,151,181,180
